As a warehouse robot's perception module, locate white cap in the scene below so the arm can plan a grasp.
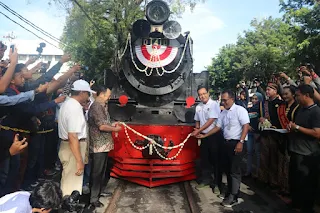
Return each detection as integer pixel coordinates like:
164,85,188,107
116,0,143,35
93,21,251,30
71,80,96,93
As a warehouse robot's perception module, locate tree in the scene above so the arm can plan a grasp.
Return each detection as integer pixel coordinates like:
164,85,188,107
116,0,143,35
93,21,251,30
60,0,145,83
208,17,299,91
237,17,298,80
280,0,320,70
47,0,205,82
207,44,242,92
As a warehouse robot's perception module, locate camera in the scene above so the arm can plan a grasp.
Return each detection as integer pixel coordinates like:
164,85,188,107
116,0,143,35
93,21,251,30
39,61,51,73
273,73,280,78
74,71,84,80
0,42,7,50
36,42,46,58
61,191,85,213
300,62,315,73
80,65,89,71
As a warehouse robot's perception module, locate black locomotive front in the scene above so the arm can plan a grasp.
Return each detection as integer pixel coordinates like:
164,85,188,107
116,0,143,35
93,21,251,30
108,0,208,124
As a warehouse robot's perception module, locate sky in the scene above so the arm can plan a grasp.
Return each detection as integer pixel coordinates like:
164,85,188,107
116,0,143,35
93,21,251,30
0,0,283,72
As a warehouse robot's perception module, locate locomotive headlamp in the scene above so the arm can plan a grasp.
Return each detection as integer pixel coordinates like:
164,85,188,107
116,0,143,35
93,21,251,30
146,0,170,25
163,20,182,39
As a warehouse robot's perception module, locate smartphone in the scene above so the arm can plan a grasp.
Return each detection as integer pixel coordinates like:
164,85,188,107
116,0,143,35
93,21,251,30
10,45,14,53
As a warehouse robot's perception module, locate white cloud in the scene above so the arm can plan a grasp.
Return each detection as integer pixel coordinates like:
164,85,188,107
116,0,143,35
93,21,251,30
178,5,224,37
177,4,224,72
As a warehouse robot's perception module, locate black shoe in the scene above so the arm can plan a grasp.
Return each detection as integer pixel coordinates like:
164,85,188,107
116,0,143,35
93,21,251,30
221,195,239,208
242,173,252,179
89,201,104,208
100,192,113,197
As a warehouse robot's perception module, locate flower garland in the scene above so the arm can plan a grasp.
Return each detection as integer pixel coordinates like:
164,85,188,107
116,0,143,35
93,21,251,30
118,122,192,160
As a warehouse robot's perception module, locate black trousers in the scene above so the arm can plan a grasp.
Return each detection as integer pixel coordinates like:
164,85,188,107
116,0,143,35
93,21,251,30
89,152,109,203
289,152,319,212
223,140,244,197
44,124,59,170
199,132,223,189
22,133,45,188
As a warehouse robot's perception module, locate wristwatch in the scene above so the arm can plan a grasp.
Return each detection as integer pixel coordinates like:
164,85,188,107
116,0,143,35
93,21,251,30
239,140,245,144
295,125,300,131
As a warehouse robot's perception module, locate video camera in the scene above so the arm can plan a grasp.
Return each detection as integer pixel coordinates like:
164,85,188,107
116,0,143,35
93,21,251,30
61,191,85,213
36,42,46,58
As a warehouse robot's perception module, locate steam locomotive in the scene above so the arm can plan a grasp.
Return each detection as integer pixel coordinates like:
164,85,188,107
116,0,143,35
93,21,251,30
108,0,208,187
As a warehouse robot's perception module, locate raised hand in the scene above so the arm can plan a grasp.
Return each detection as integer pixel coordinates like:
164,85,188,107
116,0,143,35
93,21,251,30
60,54,71,63
35,82,49,93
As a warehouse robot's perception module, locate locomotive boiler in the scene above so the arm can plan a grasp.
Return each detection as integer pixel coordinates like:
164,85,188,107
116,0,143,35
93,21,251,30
108,0,208,187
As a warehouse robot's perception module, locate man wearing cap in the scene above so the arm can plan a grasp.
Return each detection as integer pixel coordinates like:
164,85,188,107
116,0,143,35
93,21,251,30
58,79,96,196
258,82,285,188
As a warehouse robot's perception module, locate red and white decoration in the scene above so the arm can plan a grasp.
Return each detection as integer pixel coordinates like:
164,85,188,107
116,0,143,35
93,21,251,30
135,44,178,68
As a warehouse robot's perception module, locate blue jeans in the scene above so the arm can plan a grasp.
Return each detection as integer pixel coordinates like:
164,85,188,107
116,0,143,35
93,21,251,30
246,133,260,175
83,158,91,186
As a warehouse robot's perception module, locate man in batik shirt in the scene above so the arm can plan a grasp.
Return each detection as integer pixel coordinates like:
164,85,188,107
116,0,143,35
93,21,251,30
87,85,121,209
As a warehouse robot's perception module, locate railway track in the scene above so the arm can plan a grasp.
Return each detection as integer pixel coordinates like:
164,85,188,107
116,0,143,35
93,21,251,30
103,180,200,213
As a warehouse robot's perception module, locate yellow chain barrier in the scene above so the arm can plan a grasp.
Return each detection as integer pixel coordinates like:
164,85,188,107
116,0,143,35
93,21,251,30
0,125,53,134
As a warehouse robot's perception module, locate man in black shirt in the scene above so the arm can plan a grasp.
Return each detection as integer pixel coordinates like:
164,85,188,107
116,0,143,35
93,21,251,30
287,84,320,213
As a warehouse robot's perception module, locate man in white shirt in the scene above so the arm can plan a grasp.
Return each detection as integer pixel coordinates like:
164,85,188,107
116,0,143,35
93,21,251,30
192,86,223,194
58,79,96,196
0,181,62,213
197,90,250,208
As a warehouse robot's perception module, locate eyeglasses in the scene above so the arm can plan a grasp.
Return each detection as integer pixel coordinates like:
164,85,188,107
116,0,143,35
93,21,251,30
198,92,208,97
221,99,229,102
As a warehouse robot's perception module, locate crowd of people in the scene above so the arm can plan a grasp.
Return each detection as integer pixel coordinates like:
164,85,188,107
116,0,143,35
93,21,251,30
0,43,121,212
0,39,319,213
192,65,320,212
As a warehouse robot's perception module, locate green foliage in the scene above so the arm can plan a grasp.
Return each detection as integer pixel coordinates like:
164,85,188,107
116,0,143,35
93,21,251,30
207,44,242,92
60,0,145,83
208,17,299,91
208,0,320,91
280,0,320,67
47,0,205,82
